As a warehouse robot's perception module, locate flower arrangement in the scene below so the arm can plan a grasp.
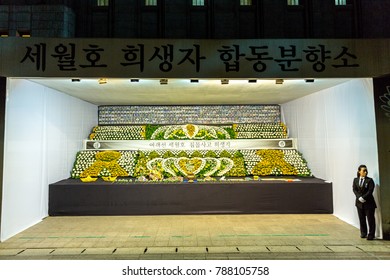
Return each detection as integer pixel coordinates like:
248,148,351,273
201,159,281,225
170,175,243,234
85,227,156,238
234,123,288,139
148,124,233,140
98,105,281,125
240,149,262,174
71,150,137,179
132,151,149,178
117,151,138,177
87,122,291,141
252,150,296,176
225,151,247,177
89,125,145,140
250,149,311,176
71,148,311,180
143,154,235,178
71,151,98,178
282,149,311,176
79,151,129,179
72,110,315,182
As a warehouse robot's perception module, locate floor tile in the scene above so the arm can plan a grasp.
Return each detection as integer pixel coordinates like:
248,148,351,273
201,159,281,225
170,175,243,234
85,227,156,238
266,246,300,252
297,245,333,252
1,214,389,260
50,248,85,255
114,247,146,255
356,245,390,252
207,246,240,254
326,245,362,252
237,246,269,253
178,247,207,254
0,249,24,256
82,248,116,255
145,247,177,254
18,249,55,256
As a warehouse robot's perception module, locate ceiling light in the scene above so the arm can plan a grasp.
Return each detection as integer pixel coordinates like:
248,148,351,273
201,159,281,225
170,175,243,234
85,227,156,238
305,79,315,83
18,30,31,38
275,79,284,85
248,79,257,83
71,78,80,82
98,78,107,84
221,79,229,85
130,79,139,82
190,79,199,83
160,79,168,85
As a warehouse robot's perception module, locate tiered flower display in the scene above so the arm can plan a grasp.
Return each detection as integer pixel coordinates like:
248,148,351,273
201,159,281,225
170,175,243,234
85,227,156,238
72,106,313,181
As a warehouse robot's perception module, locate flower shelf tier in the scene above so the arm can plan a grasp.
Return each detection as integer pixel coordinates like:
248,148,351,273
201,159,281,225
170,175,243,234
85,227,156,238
88,123,288,141
70,148,311,180
98,105,282,125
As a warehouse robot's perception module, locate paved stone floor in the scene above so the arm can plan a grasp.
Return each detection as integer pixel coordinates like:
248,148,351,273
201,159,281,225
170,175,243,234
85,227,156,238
1,214,389,260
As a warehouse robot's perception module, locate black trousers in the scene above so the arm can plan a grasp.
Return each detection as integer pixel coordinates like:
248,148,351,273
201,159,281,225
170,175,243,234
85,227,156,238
356,207,376,238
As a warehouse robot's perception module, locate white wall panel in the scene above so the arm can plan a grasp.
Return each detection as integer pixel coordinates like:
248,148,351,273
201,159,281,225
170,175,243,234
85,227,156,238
1,79,97,241
281,79,381,237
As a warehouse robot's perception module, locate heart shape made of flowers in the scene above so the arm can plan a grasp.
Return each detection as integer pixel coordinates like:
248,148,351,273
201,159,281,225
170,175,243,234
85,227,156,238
175,157,205,176
203,157,221,177
146,156,234,177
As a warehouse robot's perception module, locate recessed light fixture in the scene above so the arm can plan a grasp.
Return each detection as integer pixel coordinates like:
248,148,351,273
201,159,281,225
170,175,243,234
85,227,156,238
221,79,229,85
275,79,284,85
98,78,108,84
160,79,168,85
18,30,31,38
0,31,9,37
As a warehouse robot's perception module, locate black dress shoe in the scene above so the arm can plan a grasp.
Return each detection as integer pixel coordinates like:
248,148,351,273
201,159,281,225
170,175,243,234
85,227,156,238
367,236,374,240
360,234,367,238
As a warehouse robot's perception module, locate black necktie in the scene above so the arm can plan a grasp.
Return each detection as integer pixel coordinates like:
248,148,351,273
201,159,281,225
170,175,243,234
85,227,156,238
359,178,364,188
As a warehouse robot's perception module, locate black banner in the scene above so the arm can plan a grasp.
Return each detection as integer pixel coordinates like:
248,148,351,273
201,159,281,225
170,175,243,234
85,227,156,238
1,38,390,78
373,75,390,240
0,77,6,233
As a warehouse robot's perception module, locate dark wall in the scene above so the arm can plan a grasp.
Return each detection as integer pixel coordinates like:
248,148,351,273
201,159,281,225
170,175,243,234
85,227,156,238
1,0,389,38
0,77,6,236
0,0,74,5
0,2,75,37
71,0,390,39
373,75,390,240
360,0,390,38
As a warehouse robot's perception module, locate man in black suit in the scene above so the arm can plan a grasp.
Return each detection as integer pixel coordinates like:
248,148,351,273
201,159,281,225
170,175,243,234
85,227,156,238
352,164,377,240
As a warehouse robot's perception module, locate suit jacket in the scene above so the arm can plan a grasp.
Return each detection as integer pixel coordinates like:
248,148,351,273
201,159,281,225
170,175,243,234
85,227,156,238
353,176,377,209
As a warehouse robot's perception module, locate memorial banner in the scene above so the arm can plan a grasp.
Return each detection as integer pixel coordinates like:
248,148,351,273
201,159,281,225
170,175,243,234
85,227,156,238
1,38,390,78
84,139,296,151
